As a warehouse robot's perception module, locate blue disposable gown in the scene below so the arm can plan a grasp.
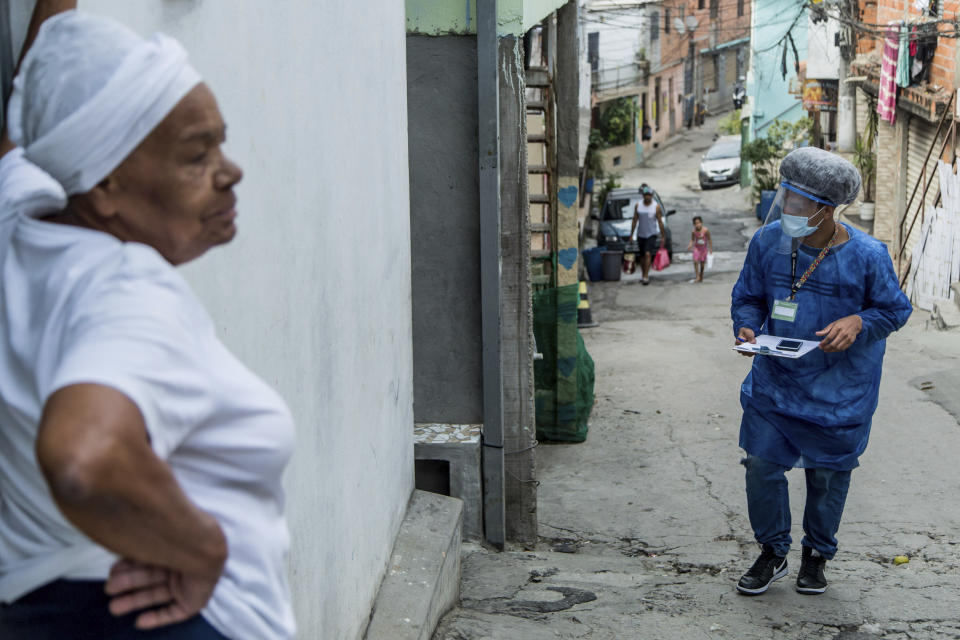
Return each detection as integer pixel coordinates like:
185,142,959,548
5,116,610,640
731,222,912,470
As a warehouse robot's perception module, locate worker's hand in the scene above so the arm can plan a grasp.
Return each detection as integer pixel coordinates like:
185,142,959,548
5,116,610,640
736,327,756,358
106,558,222,630
816,315,862,352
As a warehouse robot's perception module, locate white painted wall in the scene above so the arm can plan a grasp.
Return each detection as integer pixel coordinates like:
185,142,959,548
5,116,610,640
18,2,415,638
578,0,593,163
806,13,841,80
585,7,646,68
583,3,649,94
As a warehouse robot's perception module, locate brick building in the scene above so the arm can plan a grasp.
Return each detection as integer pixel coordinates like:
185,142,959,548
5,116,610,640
850,0,956,271
581,0,749,169
644,0,751,153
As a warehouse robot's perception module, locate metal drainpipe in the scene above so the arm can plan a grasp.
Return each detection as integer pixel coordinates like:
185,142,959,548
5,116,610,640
477,0,506,549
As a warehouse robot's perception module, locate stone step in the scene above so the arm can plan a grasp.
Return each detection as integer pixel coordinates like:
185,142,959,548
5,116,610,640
364,490,462,640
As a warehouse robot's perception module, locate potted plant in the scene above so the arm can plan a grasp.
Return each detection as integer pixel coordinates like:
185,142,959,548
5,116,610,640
741,117,812,219
853,107,878,221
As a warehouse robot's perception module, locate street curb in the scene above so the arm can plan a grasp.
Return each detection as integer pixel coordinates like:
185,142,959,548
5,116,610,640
364,490,463,640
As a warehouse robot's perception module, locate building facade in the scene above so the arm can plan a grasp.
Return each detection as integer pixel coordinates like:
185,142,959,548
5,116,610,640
850,0,955,265
582,0,750,169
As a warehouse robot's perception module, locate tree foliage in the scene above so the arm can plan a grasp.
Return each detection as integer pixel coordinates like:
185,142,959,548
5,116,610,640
741,117,812,200
596,98,636,148
595,174,622,210
716,109,741,136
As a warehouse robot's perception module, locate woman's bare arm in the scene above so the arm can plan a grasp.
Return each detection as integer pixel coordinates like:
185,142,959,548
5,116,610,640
36,384,226,578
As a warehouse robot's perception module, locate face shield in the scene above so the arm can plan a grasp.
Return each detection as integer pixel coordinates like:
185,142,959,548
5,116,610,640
761,181,834,254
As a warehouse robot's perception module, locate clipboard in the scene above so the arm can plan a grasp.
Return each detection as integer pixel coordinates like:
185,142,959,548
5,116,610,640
733,334,820,359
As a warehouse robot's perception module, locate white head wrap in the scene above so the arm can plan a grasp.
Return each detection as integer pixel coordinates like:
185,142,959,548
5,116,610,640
7,10,201,196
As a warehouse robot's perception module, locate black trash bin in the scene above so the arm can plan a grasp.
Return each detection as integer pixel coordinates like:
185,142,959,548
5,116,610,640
601,250,622,281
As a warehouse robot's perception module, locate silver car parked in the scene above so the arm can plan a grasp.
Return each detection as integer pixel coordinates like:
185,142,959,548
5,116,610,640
699,135,741,189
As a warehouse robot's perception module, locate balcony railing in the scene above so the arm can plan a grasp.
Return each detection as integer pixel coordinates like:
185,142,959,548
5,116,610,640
591,61,650,94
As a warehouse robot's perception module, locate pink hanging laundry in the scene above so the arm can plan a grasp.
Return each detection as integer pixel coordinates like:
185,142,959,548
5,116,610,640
877,25,900,124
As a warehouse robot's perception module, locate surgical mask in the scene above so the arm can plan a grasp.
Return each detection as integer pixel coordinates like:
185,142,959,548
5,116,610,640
781,208,824,238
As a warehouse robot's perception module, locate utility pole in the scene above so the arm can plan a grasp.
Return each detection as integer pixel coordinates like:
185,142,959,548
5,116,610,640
836,0,856,151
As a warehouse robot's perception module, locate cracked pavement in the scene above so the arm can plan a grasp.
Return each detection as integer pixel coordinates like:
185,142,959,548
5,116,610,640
434,119,960,640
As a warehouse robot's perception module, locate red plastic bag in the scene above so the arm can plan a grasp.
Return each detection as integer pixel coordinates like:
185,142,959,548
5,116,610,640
652,245,670,271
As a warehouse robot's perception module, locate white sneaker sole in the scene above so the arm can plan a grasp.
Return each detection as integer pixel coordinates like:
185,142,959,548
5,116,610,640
795,584,827,594
736,561,788,595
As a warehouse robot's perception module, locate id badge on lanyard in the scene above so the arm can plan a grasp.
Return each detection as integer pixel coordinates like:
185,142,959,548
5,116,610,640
771,249,802,323
771,299,798,322
772,227,838,324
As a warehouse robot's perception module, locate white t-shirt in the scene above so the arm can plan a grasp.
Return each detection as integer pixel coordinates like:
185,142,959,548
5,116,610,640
0,151,296,639
632,199,660,240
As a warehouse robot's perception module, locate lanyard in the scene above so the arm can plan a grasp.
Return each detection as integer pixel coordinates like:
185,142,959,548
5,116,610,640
789,225,839,301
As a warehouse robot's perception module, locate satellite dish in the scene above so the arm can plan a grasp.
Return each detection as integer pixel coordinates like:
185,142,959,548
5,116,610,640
673,17,686,34
684,15,699,31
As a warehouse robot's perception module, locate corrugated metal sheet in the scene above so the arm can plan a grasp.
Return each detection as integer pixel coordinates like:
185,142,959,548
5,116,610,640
903,115,946,258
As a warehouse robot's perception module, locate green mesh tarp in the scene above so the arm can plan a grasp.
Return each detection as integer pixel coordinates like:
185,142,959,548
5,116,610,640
533,283,595,442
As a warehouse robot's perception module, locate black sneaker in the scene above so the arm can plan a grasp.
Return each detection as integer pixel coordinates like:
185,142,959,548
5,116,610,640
737,544,788,595
796,545,828,594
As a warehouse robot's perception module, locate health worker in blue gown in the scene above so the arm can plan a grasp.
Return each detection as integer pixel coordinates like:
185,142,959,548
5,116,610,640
730,147,912,597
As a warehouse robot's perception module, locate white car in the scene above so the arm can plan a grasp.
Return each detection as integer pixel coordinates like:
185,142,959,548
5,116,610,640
699,135,741,189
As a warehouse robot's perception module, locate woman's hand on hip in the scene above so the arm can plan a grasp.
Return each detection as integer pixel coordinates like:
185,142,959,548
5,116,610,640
816,314,863,352
106,557,223,630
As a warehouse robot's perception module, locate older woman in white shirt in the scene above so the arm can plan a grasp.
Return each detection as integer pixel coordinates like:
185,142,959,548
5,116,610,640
0,8,295,640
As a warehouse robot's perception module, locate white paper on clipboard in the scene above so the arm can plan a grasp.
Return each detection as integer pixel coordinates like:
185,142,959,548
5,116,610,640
733,334,820,359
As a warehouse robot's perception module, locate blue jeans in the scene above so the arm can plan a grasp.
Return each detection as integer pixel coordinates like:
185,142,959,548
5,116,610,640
0,580,228,640
742,455,852,560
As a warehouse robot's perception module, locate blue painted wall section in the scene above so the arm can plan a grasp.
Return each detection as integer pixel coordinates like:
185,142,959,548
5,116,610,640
747,0,808,140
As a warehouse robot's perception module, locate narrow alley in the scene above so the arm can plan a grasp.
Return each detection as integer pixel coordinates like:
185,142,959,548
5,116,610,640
434,124,960,640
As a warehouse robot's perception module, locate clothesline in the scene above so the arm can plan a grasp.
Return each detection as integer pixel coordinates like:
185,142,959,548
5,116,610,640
875,20,935,124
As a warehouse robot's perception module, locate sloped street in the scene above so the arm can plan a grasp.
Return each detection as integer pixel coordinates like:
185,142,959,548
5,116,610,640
434,121,960,640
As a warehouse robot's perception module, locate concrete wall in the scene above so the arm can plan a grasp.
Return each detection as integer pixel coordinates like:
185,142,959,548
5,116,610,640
406,32,538,542
406,36,484,425
406,0,568,35
806,13,841,80
599,142,641,172
76,3,415,638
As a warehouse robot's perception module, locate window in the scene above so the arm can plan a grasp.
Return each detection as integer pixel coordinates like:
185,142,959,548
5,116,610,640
665,8,671,33
710,0,719,19
588,32,599,72
698,0,705,10
738,0,745,17
650,11,659,41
